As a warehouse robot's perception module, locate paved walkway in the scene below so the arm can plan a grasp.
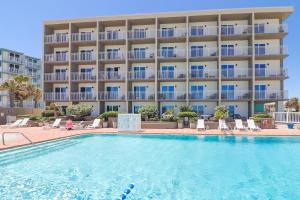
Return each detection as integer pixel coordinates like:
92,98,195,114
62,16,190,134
1,127,300,150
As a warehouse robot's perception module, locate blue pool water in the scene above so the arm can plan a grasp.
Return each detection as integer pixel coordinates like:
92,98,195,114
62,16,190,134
0,134,300,200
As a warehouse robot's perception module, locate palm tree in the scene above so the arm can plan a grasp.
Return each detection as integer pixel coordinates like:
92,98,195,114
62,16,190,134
286,97,299,112
13,75,31,107
27,84,42,108
0,79,18,107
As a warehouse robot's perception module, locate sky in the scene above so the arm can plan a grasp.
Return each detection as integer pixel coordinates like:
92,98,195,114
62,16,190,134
0,0,299,97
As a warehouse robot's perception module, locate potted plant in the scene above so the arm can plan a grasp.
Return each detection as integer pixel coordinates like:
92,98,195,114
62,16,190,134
177,118,184,129
99,111,118,128
189,117,197,129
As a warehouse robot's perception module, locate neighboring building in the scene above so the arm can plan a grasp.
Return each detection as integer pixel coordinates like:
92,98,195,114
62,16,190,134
43,7,292,117
0,48,42,108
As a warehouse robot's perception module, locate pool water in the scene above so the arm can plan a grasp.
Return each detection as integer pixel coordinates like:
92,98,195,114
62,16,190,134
0,134,300,200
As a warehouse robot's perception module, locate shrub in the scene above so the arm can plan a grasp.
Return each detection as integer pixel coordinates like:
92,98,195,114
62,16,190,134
138,105,158,121
42,110,55,117
180,105,193,112
177,111,198,119
190,117,198,123
161,109,176,122
66,104,92,119
214,105,228,120
252,113,272,122
29,115,41,121
98,111,118,121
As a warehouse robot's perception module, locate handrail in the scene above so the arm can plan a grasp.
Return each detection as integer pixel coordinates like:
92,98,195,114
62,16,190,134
1,132,33,146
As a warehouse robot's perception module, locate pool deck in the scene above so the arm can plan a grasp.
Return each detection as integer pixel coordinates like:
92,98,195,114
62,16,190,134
1,127,300,150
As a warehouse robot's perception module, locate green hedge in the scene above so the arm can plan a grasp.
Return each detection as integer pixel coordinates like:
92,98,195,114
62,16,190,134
41,110,55,117
177,111,198,118
252,113,272,122
98,111,118,121
66,104,92,118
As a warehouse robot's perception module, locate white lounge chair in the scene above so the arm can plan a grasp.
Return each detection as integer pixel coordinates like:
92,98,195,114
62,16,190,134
234,119,247,131
197,119,205,130
218,119,229,130
18,118,30,127
73,121,85,130
43,118,61,129
247,119,261,131
86,119,101,129
1,119,23,128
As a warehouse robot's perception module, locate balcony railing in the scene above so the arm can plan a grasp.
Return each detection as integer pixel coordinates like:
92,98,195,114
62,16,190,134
158,49,186,59
128,50,155,60
189,69,218,79
99,31,126,40
189,47,218,58
158,28,187,38
189,26,218,37
71,52,96,61
158,70,186,80
221,25,252,36
45,34,69,44
98,71,125,80
255,68,288,78
98,92,125,100
2,56,23,64
25,61,40,69
159,92,186,101
71,72,96,81
128,71,155,80
255,90,288,100
128,92,155,101
44,73,68,81
189,90,218,100
71,32,96,42
71,92,97,101
255,46,287,56
128,30,155,39
221,46,252,57
44,92,69,101
44,53,69,63
221,68,251,79
98,52,125,61
255,24,287,34
221,90,251,100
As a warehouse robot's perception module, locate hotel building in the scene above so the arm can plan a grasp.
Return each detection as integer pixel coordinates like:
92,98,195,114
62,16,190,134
43,7,292,117
0,48,42,108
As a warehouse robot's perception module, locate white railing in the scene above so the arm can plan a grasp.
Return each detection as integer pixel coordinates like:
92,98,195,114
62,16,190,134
221,68,251,78
44,92,69,101
158,28,187,38
158,70,186,79
128,71,155,80
45,34,69,44
221,90,251,100
189,69,218,79
189,26,218,36
98,71,125,80
24,61,40,69
2,55,23,64
255,24,287,34
99,31,126,40
255,46,288,56
71,72,96,81
221,25,252,35
128,50,155,60
98,92,125,100
189,47,218,58
128,92,155,100
255,90,288,100
189,90,218,100
255,68,288,78
71,92,97,101
44,73,68,81
159,92,186,100
158,49,186,58
273,112,300,124
128,29,156,39
44,53,68,62
98,52,125,61
71,32,96,42
221,46,252,57
71,52,96,61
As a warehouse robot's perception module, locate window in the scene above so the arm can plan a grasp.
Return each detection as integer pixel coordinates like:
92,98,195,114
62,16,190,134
55,51,68,61
222,85,235,99
191,46,203,57
161,28,174,37
107,30,118,40
255,24,265,33
80,31,92,41
192,105,204,115
107,49,119,59
161,66,174,79
255,44,266,55
133,66,146,79
80,87,92,93
106,86,119,99
55,68,67,80
228,105,235,117
191,85,204,99
221,45,234,56
133,105,143,113
221,25,234,35
161,85,175,99
133,48,146,59
161,47,174,57
80,50,93,60
133,29,146,38
221,65,235,78
191,26,204,36
134,86,146,99
107,105,119,112
162,105,174,114
191,65,204,78
106,67,119,79
255,64,266,77
255,84,266,99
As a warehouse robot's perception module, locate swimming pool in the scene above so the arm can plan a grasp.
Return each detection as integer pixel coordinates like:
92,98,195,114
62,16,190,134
0,134,300,199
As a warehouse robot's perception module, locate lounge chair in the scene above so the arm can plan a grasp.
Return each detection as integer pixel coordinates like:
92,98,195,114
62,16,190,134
86,119,101,129
247,119,261,131
218,119,229,130
197,119,205,130
18,118,30,127
73,121,85,130
1,119,23,128
43,118,62,129
234,119,247,131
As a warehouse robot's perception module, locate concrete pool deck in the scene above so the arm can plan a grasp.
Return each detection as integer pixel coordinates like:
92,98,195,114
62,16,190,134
1,126,300,150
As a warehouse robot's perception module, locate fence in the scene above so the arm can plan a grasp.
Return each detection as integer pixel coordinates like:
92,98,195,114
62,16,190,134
273,112,300,124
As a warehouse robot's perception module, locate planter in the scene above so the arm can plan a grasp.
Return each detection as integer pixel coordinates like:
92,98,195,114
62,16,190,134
102,121,108,128
177,122,184,129
257,118,275,129
190,122,197,129
141,121,177,129
112,121,117,128
287,123,294,129
108,117,117,128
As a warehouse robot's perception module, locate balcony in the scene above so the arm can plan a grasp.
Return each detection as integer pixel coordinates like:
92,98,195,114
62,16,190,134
255,68,288,79
128,71,155,81
44,73,68,82
158,28,187,40
158,70,186,80
158,49,186,61
128,50,155,61
71,92,97,101
98,92,125,101
221,46,252,60
71,52,96,62
1,68,23,75
189,69,218,80
255,24,288,39
24,61,40,69
221,68,251,79
128,30,155,42
99,31,126,44
159,92,186,101
98,52,125,63
2,55,23,64
255,90,288,100
98,71,125,81
189,47,218,60
71,72,96,81
255,46,288,59
44,34,69,45
128,92,155,101
44,53,68,64
189,90,218,101
189,26,218,41
71,32,96,43
221,90,251,100
44,92,69,101
221,25,252,40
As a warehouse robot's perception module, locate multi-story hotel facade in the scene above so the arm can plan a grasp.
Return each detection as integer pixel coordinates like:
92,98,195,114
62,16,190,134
0,48,42,108
43,7,292,117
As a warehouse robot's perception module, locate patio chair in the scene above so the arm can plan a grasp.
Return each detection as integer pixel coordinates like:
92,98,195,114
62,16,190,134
43,118,62,129
218,119,229,130
1,119,23,128
18,118,30,127
73,121,85,130
234,119,247,131
197,119,205,130
86,118,101,129
247,119,261,131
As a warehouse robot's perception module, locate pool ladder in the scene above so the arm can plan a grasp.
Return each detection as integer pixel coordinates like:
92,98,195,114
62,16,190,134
1,132,33,146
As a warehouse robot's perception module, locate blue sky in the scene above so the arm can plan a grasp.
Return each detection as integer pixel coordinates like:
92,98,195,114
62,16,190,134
0,0,299,97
